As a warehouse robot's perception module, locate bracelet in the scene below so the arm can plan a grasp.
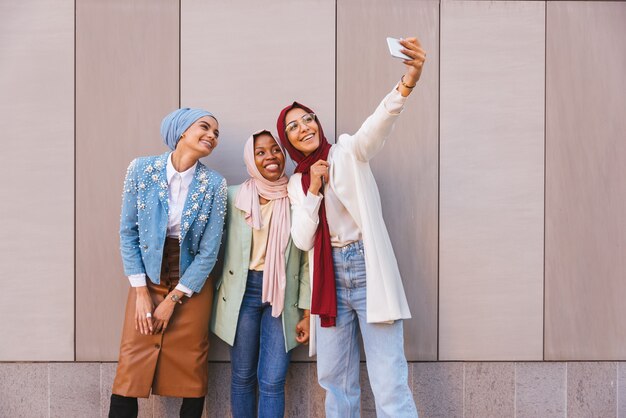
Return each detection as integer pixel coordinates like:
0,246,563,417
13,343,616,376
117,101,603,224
401,75,416,89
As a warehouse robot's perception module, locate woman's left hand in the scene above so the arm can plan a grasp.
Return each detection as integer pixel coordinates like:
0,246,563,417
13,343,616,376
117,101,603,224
295,310,310,344
152,292,180,333
399,37,427,88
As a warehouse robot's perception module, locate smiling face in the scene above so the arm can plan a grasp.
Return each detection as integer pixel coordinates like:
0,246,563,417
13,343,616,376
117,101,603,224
177,116,219,157
284,107,320,156
254,132,285,182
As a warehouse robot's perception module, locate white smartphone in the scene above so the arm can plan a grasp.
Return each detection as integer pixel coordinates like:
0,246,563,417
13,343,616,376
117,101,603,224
386,37,411,60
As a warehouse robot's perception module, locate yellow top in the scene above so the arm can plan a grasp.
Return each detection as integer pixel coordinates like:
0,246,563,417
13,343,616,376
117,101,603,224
249,200,274,271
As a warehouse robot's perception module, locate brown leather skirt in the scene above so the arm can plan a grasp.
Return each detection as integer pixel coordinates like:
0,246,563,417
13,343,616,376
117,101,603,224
112,237,214,398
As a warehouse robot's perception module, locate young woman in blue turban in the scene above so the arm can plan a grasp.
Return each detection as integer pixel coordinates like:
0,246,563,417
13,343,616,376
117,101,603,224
108,108,227,418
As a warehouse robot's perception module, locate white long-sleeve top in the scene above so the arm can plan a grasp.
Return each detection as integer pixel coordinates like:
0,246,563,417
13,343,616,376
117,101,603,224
303,180,362,247
288,84,412,355
127,153,195,296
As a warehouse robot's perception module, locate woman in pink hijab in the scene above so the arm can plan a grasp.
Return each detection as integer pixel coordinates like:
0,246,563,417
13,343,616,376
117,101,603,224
211,130,310,418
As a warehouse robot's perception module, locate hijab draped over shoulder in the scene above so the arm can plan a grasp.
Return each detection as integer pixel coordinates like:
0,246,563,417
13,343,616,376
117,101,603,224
277,104,336,327
235,130,290,317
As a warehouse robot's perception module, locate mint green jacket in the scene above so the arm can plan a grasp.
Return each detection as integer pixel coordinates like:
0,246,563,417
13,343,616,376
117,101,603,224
210,185,310,352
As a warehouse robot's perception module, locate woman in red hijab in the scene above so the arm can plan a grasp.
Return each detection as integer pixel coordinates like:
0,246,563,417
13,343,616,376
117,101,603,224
276,37,425,418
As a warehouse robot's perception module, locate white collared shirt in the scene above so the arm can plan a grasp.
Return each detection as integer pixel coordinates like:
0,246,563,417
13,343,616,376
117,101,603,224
127,153,196,296
165,153,197,239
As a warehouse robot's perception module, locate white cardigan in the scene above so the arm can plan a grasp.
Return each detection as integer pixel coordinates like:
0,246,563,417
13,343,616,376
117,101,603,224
288,86,412,355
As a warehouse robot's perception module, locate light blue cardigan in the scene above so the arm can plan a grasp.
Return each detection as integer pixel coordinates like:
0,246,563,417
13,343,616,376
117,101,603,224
119,151,227,293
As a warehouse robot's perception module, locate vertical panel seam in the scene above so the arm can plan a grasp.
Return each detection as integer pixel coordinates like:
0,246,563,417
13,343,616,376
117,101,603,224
615,361,619,418
565,362,568,415
73,0,77,363
543,0,547,362
513,362,517,418
179,0,182,108
99,363,102,417
334,0,337,143
437,0,442,363
48,363,51,417
462,362,466,418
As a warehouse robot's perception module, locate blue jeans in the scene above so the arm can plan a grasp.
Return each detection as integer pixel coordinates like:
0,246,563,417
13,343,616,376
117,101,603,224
316,241,418,418
230,270,291,418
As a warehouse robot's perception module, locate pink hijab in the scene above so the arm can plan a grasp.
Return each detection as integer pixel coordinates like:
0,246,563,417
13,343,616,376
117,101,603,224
235,130,290,317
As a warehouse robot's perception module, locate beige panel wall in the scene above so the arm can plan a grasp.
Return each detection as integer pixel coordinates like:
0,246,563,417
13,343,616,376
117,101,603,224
3,0,623,366
0,0,74,361
545,2,626,361
336,0,440,361
76,0,180,360
439,1,545,361
181,0,335,361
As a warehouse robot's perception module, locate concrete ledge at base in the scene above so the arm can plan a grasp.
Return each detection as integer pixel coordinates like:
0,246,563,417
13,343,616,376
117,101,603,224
0,363,48,417
0,362,621,417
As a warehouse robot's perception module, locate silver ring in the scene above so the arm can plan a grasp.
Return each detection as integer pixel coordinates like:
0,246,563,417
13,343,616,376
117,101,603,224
146,312,152,318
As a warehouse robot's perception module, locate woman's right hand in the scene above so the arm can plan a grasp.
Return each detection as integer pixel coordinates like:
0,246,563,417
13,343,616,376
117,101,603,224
135,287,154,335
308,160,329,196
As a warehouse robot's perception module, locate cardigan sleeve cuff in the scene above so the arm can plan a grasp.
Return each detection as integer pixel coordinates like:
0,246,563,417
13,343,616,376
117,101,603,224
384,84,407,115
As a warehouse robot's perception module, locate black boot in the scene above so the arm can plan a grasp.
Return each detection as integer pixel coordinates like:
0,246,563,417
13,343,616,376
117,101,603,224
108,394,138,418
180,396,205,418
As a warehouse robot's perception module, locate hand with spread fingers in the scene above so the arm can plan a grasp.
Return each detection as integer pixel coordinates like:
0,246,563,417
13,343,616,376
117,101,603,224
397,37,427,97
134,287,154,335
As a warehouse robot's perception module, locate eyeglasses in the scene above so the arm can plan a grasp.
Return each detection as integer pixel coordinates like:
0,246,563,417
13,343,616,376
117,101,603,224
285,113,316,135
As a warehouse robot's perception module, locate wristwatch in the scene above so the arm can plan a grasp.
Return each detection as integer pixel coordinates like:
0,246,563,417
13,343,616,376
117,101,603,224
170,293,183,304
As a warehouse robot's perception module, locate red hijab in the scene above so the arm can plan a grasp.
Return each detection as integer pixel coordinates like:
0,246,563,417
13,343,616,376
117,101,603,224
277,103,336,327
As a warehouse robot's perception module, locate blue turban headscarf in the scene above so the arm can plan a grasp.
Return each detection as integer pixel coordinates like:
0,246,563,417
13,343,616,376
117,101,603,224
160,108,215,151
